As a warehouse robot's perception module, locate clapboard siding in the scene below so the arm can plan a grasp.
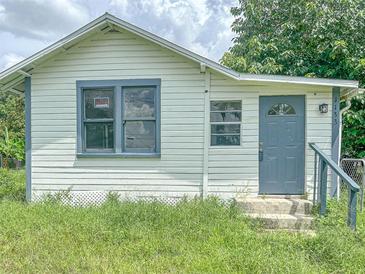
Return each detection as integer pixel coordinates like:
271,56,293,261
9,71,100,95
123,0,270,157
31,28,334,201
31,30,205,198
208,72,332,198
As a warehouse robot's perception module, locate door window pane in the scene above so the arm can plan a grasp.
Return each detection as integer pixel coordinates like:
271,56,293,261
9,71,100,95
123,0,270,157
85,123,114,150
84,89,114,119
124,87,155,118
268,103,296,116
125,121,156,152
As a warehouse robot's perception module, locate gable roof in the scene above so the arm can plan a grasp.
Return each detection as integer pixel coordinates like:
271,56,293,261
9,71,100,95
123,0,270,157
0,12,359,92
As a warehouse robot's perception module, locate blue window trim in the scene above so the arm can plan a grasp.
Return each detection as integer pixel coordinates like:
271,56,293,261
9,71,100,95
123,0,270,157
76,79,161,157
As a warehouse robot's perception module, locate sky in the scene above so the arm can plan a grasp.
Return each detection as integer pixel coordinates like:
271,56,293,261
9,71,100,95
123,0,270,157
0,0,236,72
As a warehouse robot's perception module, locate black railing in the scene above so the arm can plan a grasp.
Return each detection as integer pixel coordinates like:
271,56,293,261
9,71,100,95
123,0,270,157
309,143,360,229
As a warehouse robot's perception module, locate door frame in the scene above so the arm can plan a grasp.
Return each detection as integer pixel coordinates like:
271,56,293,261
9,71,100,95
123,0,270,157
258,95,306,195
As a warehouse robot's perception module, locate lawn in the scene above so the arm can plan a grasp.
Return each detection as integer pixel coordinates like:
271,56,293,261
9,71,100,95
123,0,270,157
1,170,365,273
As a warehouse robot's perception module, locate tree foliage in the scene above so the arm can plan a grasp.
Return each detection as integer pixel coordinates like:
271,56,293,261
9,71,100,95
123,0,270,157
342,97,365,158
222,0,365,158
0,92,25,163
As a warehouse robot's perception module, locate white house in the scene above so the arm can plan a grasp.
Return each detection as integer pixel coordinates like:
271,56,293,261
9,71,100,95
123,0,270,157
0,13,359,205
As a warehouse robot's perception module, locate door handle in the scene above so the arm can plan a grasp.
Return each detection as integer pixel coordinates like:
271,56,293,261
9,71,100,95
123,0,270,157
259,142,263,161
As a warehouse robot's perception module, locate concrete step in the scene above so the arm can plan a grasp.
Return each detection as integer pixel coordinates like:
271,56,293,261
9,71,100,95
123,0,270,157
247,213,314,230
236,198,313,215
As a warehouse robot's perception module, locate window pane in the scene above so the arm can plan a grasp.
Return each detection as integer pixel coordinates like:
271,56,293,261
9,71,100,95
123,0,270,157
84,89,114,119
124,87,155,118
268,103,296,116
125,121,155,152
210,101,241,111
85,123,114,150
211,135,240,146
210,112,241,122
211,124,240,134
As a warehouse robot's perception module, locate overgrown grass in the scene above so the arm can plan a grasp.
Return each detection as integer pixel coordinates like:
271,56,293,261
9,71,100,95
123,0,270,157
0,171,365,273
0,168,25,201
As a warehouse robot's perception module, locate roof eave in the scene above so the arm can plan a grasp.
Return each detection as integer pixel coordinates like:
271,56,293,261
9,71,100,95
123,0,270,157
0,12,360,90
237,74,359,88
0,13,110,80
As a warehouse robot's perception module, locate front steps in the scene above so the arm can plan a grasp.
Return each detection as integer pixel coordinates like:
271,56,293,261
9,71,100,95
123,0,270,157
236,197,314,231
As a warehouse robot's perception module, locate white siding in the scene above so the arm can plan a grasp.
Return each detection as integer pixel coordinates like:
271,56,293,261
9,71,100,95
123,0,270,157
31,29,205,201
30,28,334,202
208,72,332,199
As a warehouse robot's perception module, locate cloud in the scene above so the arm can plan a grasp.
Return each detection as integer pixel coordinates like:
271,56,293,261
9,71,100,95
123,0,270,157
108,0,235,61
0,0,90,41
0,53,25,70
0,0,235,72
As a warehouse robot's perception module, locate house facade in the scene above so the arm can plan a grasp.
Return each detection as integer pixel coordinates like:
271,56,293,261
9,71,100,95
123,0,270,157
0,14,359,204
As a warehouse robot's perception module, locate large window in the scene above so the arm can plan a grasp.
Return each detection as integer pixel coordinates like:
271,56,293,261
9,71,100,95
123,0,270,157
77,79,160,156
210,100,242,146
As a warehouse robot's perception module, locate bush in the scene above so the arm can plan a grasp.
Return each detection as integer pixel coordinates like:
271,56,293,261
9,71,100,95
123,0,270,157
0,168,25,201
0,127,25,167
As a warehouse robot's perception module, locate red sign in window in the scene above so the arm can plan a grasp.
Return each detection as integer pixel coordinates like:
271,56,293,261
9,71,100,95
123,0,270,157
94,97,109,108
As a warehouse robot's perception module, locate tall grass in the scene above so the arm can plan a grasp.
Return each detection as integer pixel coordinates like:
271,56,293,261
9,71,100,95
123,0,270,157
0,168,25,201
0,171,365,273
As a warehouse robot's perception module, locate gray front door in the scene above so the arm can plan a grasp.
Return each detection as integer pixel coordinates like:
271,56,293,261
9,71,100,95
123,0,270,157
259,96,305,194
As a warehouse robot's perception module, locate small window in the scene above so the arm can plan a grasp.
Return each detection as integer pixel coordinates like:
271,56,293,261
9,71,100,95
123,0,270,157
210,100,241,146
83,88,114,152
268,103,296,116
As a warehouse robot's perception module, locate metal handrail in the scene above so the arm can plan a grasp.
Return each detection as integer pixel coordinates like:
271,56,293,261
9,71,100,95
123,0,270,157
309,143,360,229
310,143,361,191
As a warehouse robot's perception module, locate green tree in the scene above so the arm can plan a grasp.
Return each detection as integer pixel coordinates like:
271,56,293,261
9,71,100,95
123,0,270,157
222,0,365,158
0,92,25,162
0,127,25,168
342,97,365,157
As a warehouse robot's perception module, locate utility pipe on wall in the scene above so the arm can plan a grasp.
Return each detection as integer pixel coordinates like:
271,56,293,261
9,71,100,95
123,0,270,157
336,95,353,199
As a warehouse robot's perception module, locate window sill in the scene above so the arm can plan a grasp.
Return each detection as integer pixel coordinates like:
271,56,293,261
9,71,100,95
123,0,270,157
76,152,161,158
209,145,243,149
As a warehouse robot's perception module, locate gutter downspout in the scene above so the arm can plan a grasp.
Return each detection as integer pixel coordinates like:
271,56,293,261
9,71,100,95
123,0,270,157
336,96,353,199
202,70,210,198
